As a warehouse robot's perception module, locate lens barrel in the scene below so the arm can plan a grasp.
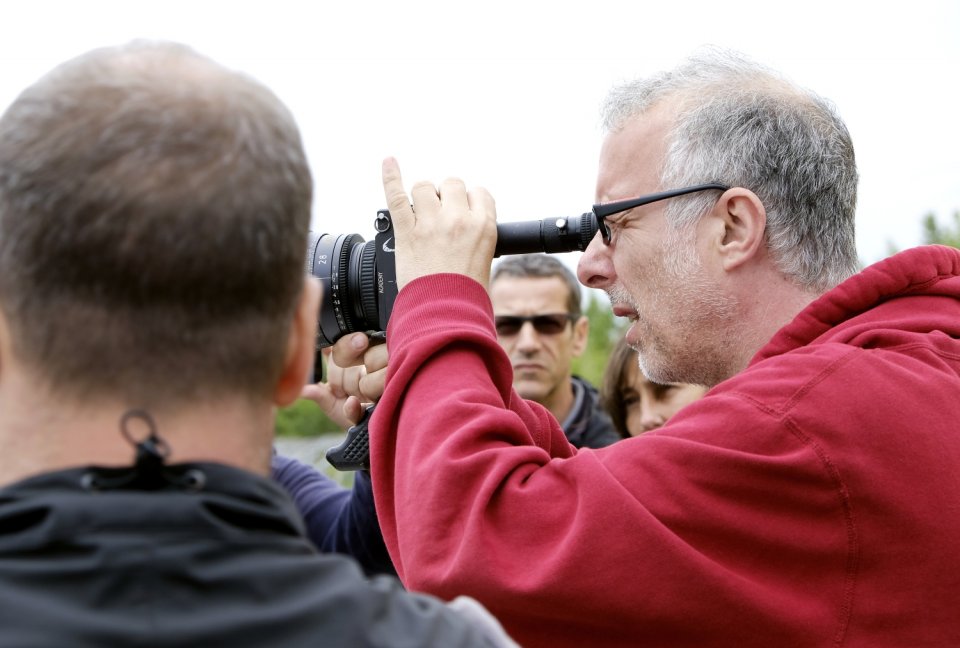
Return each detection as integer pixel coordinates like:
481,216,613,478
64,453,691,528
308,210,598,347
307,232,380,347
494,212,596,257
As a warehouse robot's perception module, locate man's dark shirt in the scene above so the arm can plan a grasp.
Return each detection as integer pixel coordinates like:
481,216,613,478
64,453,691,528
562,375,620,448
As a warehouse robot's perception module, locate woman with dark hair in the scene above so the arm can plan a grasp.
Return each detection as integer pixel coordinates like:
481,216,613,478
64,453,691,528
600,337,707,437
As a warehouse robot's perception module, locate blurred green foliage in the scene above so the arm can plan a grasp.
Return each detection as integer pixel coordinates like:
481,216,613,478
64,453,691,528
888,210,960,256
275,398,343,437
275,352,345,437
921,210,960,248
572,290,627,387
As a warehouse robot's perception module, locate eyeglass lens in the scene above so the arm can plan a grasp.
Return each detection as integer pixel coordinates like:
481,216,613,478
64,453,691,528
494,314,573,337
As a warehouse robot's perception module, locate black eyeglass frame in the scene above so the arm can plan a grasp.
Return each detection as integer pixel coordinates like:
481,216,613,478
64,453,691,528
592,183,729,245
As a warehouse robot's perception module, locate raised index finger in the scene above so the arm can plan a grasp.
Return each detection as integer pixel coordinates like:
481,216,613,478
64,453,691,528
382,157,412,223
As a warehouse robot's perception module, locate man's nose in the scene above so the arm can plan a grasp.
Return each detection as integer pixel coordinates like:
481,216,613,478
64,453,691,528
577,234,615,290
515,321,542,352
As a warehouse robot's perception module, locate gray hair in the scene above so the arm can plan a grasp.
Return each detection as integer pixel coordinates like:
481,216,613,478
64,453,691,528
601,48,859,292
490,254,583,317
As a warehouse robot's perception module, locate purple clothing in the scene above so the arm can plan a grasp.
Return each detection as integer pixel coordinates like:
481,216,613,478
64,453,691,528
271,454,394,576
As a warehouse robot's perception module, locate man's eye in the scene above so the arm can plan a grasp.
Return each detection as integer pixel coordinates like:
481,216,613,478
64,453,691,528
605,211,629,227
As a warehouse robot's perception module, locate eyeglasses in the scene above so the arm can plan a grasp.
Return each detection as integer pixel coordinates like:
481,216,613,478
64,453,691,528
592,183,729,245
494,313,576,337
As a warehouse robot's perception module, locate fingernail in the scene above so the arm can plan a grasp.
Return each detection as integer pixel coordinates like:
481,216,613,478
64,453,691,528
351,334,366,350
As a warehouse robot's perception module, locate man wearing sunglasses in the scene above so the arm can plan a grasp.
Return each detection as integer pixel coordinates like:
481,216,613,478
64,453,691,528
490,254,618,449
334,48,960,646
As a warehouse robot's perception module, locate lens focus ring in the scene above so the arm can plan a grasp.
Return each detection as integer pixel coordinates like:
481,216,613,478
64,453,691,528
358,242,379,330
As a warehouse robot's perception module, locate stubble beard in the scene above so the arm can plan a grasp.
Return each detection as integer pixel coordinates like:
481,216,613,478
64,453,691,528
612,233,738,387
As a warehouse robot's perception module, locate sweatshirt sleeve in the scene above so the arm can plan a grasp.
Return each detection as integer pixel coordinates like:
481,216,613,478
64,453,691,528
368,274,858,648
271,454,395,576
369,274,580,586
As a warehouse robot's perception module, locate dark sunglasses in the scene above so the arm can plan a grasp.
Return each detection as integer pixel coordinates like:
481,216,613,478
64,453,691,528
494,313,576,337
592,183,729,245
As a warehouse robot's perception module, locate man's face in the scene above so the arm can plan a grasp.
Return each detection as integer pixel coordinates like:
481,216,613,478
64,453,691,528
577,105,736,387
490,276,588,405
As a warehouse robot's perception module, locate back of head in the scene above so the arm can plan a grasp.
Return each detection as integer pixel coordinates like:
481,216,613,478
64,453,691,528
602,47,859,292
491,254,582,317
0,41,313,407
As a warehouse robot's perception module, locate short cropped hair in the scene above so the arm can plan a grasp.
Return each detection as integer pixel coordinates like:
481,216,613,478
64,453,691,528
490,254,582,318
601,48,859,292
0,41,313,406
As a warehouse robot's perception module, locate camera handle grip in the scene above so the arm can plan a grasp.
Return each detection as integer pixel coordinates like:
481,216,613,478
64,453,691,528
325,404,374,471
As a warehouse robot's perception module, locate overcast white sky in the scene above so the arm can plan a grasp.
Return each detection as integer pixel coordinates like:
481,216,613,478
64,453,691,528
2,0,958,272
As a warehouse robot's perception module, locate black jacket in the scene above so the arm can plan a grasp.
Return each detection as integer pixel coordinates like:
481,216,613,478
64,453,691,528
561,375,620,449
0,462,504,647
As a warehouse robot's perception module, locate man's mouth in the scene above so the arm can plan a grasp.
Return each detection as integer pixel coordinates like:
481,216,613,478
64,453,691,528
513,362,545,372
612,304,639,322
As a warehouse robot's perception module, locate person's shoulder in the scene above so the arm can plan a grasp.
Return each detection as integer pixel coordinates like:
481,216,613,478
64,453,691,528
714,344,858,413
571,374,599,395
274,553,512,646
571,376,620,448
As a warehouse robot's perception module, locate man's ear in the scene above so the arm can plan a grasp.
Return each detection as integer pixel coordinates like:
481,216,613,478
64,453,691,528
707,188,767,271
273,278,321,408
570,315,590,358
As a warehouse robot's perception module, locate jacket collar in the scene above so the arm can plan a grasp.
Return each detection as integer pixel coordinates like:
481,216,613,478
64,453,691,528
753,245,960,364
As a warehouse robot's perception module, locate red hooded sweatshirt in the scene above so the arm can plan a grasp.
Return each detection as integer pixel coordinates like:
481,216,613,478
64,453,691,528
371,245,960,647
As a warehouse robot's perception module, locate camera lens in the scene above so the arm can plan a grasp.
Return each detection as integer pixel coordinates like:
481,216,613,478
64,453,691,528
306,209,598,353
306,232,380,347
